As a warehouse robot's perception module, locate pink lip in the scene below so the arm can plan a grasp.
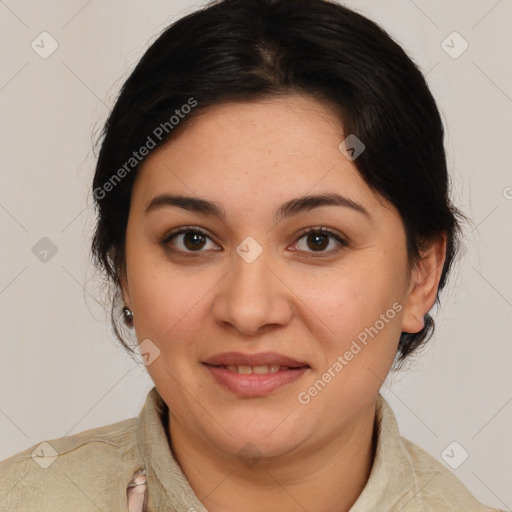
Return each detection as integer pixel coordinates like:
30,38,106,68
204,365,309,396
202,352,310,397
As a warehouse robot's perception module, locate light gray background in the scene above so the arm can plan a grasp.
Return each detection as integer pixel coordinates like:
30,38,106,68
0,0,511,509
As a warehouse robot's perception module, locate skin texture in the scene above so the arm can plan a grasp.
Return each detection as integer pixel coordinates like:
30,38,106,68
121,94,446,512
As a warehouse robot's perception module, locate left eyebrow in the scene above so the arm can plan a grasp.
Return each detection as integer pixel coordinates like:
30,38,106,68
144,192,373,223
276,192,373,223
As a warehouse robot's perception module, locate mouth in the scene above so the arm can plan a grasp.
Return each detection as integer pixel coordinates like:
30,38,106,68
207,364,305,374
202,352,310,396
203,351,309,368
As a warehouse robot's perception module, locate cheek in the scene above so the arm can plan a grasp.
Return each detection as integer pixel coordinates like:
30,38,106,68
126,243,224,366
295,257,406,404
295,260,404,343
128,261,212,397
131,268,209,344
126,242,177,339
294,267,403,418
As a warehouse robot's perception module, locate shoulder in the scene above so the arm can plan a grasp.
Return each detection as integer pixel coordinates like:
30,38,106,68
400,436,503,512
0,417,141,512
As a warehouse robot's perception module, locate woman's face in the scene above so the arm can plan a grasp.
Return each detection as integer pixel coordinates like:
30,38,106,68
122,94,430,459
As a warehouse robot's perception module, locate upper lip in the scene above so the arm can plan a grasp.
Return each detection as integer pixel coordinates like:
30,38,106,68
203,352,309,368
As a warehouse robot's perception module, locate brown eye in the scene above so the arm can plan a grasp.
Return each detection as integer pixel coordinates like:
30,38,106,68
181,231,208,251
162,227,218,253
293,227,347,255
306,232,329,251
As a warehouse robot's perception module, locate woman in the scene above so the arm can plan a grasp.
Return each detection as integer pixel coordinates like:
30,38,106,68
0,0,503,510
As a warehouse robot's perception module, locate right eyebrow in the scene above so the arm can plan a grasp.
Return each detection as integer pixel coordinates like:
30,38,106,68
145,194,226,218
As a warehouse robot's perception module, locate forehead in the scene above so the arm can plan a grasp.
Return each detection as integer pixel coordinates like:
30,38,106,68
131,95,388,217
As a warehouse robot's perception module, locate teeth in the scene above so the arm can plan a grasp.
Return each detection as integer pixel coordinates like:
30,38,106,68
223,364,285,374
252,365,269,374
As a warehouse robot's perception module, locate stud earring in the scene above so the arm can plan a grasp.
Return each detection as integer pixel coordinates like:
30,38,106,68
123,306,134,321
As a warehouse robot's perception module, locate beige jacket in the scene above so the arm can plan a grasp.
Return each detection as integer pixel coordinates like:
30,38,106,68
0,387,502,512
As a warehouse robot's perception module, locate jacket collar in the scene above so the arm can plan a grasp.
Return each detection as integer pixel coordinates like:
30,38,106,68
349,394,422,511
136,387,421,511
136,387,207,511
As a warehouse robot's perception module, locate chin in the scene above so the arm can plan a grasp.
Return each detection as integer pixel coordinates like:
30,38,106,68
206,413,307,459
219,431,304,463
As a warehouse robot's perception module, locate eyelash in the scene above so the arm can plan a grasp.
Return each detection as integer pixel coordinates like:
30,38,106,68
161,225,347,258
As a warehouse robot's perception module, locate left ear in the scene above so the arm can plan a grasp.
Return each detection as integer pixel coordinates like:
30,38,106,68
401,233,447,334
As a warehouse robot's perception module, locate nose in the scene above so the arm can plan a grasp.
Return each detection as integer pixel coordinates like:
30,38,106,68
212,243,294,336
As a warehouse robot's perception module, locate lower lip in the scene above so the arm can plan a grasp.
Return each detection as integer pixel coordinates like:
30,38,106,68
203,364,309,396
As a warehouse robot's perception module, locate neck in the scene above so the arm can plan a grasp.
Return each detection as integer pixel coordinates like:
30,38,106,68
168,400,378,512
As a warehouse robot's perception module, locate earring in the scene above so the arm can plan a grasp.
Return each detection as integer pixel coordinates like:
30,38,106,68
123,306,134,321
